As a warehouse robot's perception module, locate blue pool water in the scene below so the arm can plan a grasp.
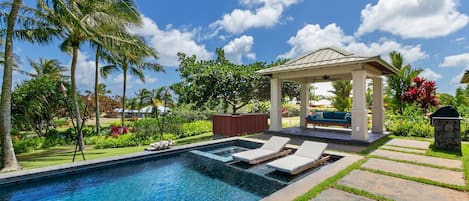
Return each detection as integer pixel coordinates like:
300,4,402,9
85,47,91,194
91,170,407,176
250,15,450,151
0,154,262,201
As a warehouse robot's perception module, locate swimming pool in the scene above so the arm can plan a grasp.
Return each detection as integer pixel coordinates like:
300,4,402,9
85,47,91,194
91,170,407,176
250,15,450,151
0,139,347,201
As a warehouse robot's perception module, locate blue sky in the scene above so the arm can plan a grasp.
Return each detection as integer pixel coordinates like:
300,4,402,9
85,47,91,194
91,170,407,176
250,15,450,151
11,0,469,97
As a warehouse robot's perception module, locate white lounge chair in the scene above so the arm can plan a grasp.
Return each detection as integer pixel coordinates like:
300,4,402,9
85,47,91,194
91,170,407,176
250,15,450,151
232,136,291,164
267,141,329,175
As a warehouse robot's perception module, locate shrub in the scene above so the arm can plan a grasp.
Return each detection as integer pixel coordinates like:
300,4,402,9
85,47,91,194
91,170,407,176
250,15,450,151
54,118,70,127
171,104,214,121
283,103,300,117
386,105,433,138
180,121,212,138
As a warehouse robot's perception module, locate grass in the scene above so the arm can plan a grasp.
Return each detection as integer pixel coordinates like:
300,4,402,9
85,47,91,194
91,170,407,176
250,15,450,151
426,143,462,159
462,143,469,190
358,135,392,155
13,133,214,171
293,159,367,201
334,184,393,201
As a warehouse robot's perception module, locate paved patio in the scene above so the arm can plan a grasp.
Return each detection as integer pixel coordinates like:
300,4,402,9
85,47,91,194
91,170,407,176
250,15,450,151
312,138,468,201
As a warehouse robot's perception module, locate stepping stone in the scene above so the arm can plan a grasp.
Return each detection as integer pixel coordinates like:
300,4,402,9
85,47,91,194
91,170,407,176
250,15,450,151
338,170,469,201
362,158,466,186
381,145,427,154
311,188,373,201
371,149,462,169
385,138,430,149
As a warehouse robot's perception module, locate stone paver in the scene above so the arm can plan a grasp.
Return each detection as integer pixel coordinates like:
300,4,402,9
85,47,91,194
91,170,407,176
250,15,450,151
338,170,469,201
311,188,374,201
371,149,462,169
381,145,427,154
385,138,430,149
362,158,466,186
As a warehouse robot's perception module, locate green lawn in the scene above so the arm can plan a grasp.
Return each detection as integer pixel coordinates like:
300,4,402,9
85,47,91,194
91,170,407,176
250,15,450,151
14,133,213,170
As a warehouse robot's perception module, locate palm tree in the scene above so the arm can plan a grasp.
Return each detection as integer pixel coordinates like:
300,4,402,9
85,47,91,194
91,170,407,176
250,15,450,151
19,58,68,80
329,80,352,111
101,39,162,129
140,87,174,117
38,0,142,150
0,0,57,171
386,51,422,114
85,83,111,97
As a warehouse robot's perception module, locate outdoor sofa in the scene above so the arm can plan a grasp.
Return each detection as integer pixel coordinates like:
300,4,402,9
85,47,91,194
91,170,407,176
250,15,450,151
305,111,351,128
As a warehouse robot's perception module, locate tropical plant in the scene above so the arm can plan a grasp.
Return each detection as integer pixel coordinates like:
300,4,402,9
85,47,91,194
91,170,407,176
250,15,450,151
38,0,143,150
0,0,57,171
386,51,422,114
101,38,162,129
329,80,352,111
403,77,439,113
19,58,68,80
437,93,456,106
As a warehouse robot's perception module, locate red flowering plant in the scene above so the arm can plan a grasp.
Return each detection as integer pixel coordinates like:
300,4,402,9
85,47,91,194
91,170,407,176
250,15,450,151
111,125,128,137
402,77,439,112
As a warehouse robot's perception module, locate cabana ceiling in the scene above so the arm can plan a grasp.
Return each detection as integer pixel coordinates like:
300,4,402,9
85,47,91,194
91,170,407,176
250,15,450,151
461,70,469,83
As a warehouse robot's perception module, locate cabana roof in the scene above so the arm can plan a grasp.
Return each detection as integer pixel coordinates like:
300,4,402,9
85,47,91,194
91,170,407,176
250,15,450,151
257,47,398,76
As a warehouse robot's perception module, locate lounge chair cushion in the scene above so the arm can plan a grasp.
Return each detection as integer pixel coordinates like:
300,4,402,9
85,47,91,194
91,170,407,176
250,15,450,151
260,136,290,152
232,149,276,163
294,141,328,159
267,155,312,174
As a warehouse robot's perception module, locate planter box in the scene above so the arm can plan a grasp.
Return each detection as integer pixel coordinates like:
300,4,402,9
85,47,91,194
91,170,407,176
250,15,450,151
213,113,268,137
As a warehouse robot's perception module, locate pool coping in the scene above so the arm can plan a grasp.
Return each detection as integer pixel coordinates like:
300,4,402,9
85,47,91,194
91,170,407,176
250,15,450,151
0,137,362,201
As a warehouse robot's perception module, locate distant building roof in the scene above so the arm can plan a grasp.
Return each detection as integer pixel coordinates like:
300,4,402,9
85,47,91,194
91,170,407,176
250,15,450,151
257,47,398,76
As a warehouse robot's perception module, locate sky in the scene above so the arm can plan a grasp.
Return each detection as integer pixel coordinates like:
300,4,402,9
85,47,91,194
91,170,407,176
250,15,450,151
10,0,469,97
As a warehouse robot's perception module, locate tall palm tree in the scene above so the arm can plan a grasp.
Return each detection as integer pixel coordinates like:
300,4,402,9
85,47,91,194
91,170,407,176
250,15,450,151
329,80,352,111
101,39,162,129
38,0,141,150
0,0,57,171
386,51,422,113
85,83,111,97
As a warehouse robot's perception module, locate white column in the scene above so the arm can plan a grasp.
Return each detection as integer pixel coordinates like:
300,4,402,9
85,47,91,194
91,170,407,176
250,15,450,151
372,76,385,133
270,78,282,131
299,82,310,127
351,70,368,141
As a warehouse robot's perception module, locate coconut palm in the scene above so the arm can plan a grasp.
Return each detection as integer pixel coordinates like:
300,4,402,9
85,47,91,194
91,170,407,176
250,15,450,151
18,58,69,80
101,38,162,129
38,0,142,150
0,0,58,171
386,51,422,114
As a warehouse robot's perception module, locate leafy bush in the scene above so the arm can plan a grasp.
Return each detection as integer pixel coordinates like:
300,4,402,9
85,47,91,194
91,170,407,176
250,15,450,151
134,115,186,140
171,104,214,121
283,103,300,117
54,118,70,127
180,121,212,138
386,105,433,138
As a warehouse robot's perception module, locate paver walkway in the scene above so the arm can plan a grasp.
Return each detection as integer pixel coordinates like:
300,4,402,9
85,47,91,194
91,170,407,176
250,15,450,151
311,188,373,201
381,145,427,154
385,138,430,149
371,149,462,169
362,158,466,186
313,138,468,201
338,170,468,201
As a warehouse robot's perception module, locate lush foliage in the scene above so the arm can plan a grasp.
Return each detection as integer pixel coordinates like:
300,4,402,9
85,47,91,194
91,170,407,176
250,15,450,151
330,80,352,111
386,51,422,113
386,105,433,137
403,77,439,112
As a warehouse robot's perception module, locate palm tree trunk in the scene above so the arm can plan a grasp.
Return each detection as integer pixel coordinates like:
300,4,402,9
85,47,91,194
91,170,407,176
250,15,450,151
94,48,100,135
121,65,127,130
0,0,22,171
71,45,85,151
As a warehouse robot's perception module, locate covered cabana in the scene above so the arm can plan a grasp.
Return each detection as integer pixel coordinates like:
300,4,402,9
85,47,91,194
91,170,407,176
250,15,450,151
257,47,398,142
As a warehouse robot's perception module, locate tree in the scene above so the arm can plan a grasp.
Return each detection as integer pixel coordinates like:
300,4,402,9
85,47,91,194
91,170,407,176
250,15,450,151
38,0,142,150
386,51,422,114
455,85,469,107
329,80,352,111
0,0,57,171
19,58,68,80
12,77,66,136
101,38,162,129
403,77,439,112
438,93,456,106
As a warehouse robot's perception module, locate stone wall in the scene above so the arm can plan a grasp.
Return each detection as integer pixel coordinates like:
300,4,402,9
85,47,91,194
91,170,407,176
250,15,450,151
433,118,461,153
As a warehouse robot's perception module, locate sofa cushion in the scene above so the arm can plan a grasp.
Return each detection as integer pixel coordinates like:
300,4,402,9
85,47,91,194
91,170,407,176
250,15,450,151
344,113,351,123
322,112,334,119
308,118,349,124
332,112,347,119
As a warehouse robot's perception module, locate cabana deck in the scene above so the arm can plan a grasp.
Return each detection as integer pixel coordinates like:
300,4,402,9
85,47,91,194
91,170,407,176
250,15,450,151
267,126,390,145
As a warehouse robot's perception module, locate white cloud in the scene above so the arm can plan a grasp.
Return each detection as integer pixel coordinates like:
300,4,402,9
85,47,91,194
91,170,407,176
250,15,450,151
130,16,212,66
456,37,465,42
279,23,428,63
210,0,299,34
223,35,256,64
420,68,442,81
356,0,469,38
75,51,96,91
440,53,469,67
312,82,334,97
